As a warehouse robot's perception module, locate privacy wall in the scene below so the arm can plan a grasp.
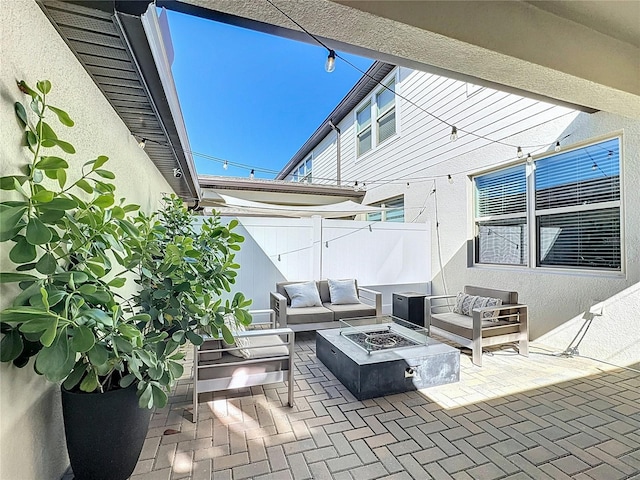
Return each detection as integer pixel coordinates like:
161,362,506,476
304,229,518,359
202,217,431,312
0,2,174,479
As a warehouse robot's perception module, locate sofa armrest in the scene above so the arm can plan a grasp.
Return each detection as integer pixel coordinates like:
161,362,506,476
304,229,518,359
425,295,456,321
358,287,382,316
270,291,288,328
247,309,277,329
471,303,528,333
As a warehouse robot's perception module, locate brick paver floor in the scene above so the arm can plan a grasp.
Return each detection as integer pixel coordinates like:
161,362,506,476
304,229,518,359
130,333,640,480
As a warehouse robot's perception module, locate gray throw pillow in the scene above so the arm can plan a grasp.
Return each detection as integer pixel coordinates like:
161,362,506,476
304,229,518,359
284,281,323,308
328,278,360,305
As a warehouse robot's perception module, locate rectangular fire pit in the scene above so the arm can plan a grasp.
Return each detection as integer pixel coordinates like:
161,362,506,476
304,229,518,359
316,316,459,400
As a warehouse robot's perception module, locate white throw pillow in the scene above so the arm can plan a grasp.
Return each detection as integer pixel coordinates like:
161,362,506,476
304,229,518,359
223,314,251,358
453,293,503,320
327,279,360,305
284,281,322,308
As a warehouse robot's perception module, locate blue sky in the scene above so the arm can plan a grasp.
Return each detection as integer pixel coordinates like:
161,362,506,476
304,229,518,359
165,10,373,179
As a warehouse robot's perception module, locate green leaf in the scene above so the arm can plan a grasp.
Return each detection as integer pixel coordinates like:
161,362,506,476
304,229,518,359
41,197,77,210
17,81,38,98
148,363,163,380
32,189,55,203
0,273,38,283
168,360,183,379
26,217,53,245
46,105,74,127
113,336,133,354
221,324,235,345
57,168,66,189
0,205,27,235
63,361,88,390
151,385,168,408
79,368,99,392
94,169,115,179
85,261,105,278
71,325,95,353
40,317,58,347
36,80,52,95
35,330,73,382
0,175,28,190
138,383,152,409
9,236,37,263
38,121,57,141
26,131,38,149
76,179,93,194
15,102,28,127
35,156,68,170
107,277,126,288
17,316,56,333
93,195,114,208
119,374,136,388
87,343,108,366
35,252,57,274
0,329,24,362
41,138,75,154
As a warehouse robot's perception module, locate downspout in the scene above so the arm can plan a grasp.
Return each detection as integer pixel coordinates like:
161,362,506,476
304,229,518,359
329,120,341,185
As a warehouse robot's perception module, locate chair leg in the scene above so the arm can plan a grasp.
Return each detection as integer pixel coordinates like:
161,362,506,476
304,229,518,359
472,345,483,367
519,339,529,357
192,386,198,423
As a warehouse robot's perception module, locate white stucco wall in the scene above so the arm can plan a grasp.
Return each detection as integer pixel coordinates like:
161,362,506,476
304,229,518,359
0,1,175,479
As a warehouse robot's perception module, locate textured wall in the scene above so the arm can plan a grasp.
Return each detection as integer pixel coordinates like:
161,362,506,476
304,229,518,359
0,1,174,479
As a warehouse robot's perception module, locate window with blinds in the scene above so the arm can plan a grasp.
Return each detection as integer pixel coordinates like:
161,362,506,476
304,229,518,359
474,165,527,265
535,137,620,270
367,196,404,222
357,102,372,156
376,80,396,144
473,137,622,272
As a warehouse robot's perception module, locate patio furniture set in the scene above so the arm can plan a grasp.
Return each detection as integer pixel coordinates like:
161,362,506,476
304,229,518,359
192,279,529,420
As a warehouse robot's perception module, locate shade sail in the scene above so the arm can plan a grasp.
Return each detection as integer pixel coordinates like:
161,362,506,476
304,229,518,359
201,194,385,218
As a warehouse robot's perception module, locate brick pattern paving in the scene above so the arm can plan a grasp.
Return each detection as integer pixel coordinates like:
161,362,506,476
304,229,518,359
129,333,640,480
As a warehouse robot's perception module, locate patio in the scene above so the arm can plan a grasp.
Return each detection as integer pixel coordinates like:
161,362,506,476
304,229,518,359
128,333,640,480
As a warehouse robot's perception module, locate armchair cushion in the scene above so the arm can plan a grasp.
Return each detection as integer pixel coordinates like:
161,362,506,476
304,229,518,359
284,281,323,308
241,334,290,359
453,292,503,320
327,278,360,305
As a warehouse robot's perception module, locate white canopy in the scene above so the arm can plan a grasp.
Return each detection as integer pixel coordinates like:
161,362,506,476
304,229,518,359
202,193,385,218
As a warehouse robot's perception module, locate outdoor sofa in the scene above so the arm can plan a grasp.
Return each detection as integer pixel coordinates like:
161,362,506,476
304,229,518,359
425,285,528,367
270,279,382,332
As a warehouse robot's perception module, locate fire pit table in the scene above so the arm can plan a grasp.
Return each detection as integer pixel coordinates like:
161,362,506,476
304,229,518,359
316,315,459,400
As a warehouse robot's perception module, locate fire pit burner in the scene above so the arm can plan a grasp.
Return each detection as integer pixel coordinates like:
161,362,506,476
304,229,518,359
343,329,421,352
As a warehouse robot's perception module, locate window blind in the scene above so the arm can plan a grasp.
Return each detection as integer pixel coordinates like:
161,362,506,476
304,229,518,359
475,165,526,217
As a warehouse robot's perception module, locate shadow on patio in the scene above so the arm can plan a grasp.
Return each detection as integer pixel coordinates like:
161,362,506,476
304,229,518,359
131,333,640,480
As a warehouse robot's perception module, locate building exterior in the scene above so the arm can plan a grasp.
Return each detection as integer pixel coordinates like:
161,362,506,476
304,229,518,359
278,62,640,368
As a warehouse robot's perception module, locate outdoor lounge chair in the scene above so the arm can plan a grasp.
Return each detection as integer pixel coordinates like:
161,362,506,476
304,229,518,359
425,286,528,367
192,310,295,422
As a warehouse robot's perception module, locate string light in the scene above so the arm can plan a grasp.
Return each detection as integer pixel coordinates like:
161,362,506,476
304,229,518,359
526,153,533,164
277,254,281,261
325,50,336,73
249,169,255,180
406,182,410,188
592,162,598,171
368,224,372,232
555,141,561,152
447,174,453,184
517,146,523,158
449,126,458,142
325,241,329,248
223,160,228,170
353,181,359,192
138,138,146,149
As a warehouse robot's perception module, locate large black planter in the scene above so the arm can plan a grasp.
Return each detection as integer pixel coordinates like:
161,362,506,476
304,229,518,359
61,383,151,480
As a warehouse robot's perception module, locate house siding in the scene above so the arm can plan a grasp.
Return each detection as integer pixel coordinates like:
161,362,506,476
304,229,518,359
0,1,175,479
294,65,639,366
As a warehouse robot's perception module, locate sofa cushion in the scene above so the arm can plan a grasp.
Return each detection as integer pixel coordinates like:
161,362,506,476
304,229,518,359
328,278,360,305
286,305,334,324
284,281,323,308
323,302,376,320
453,292,503,320
431,312,521,339
318,279,359,304
242,335,290,359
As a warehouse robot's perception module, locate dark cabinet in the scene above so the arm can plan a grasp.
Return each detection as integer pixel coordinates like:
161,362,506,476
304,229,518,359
393,292,427,328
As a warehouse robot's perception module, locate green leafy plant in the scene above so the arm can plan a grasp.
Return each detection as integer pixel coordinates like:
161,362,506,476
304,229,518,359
0,80,182,408
131,195,253,348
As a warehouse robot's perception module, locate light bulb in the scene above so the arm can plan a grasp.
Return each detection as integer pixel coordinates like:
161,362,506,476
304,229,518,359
249,169,255,180
517,146,523,158
592,162,598,171
138,138,146,149
526,153,533,164
325,50,336,73
353,181,359,192
406,182,410,189
449,126,458,142
277,254,281,261
554,141,561,152
447,174,453,184
223,160,228,170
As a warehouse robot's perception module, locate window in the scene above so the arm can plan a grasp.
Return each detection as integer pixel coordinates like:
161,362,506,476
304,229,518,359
356,75,397,157
367,196,404,222
376,80,396,144
292,155,312,183
357,101,371,156
473,137,622,272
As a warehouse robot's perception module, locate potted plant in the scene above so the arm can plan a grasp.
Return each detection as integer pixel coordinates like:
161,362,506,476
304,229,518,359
0,80,184,480
131,194,253,353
